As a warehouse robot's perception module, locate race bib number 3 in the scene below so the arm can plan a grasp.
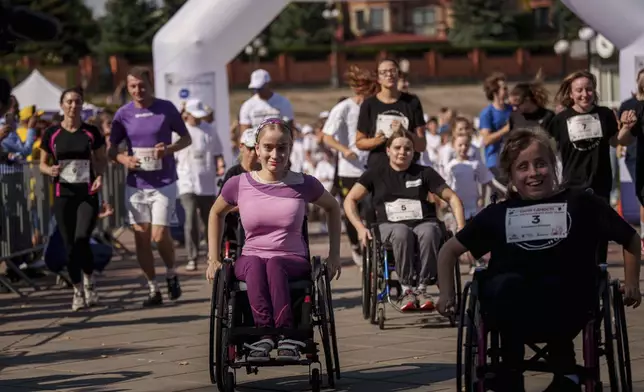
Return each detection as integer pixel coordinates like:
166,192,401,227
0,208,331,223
133,148,162,171
385,198,423,222
505,203,568,243
59,159,90,184
566,114,602,142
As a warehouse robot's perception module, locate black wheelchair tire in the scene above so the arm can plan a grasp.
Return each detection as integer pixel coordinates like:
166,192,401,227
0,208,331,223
215,264,233,392
462,283,480,392
316,262,335,389
224,373,235,392
361,246,371,320
452,261,462,327
601,277,619,392
311,368,321,392
612,280,633,392
369,235,379,325
456,281,471,392
208,268,220,385
324,262,341,381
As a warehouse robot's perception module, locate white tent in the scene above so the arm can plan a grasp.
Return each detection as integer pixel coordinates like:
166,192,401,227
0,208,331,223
12,69,64,113
12,69,100,114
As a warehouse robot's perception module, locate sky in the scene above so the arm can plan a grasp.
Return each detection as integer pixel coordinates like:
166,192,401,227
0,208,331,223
84,0,164,18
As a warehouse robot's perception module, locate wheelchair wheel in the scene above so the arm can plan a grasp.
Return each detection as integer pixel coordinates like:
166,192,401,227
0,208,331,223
214,264,235,392
459,282,482,392
369,235,380,325
612,280,633,391
361,245,371,320
450,261,462,327
601,277,619,392
208,268,220,384
310,368,321,392
316,261,336,388
323,261,341,381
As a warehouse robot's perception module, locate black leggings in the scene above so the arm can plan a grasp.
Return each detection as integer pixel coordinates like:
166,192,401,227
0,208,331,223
480,273,590,391
53,195,99,284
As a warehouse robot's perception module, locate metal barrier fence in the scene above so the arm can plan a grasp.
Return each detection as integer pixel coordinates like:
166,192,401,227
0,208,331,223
0,162,129,295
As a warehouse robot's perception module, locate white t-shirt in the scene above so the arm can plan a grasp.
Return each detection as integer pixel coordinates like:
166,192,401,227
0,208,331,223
314,160,336,192
443,158,494,219
238,93,294,127
174,122,222,196
438,144,483,178
418,132,442,168
290,139,305,173
322,98,368,178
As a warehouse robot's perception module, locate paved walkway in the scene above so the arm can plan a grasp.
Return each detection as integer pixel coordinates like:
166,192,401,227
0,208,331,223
0,233,643,391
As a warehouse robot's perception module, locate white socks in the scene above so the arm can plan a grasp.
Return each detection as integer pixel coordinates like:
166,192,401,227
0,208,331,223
148,279,159,294
83,273,94,288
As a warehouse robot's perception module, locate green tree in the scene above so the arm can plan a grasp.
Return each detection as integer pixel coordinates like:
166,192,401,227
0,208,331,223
448,0,518,46
10,0,99,63
549,0,584,40
268,3,332,49
99,0,160,54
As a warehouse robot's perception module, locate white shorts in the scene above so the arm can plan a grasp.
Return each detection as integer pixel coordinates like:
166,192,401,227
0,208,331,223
125,183,178,227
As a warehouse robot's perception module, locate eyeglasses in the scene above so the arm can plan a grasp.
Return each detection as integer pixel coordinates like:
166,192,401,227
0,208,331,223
378,69,398,76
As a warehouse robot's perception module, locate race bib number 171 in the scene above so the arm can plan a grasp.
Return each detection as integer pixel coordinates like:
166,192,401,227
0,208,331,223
505,203,568,243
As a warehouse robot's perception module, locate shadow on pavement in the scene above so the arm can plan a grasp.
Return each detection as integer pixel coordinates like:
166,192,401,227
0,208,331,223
0,346,159,370
0,370,150,391
236,362,456,391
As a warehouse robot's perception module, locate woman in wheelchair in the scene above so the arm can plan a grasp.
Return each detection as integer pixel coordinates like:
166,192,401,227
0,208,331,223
344,128,466,311
436,128,642,392
206,118,342,362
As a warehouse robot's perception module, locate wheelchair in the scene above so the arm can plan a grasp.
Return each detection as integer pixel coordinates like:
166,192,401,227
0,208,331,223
456,264,632,391
361,219,462,329
208,217,341,392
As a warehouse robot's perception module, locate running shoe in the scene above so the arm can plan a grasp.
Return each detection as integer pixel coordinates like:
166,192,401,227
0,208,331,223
167,276,182,300
185,260,197,271
399,289,417,311
143,291,163,307
84,284,99,307
416,289,435,311
72,291,86,311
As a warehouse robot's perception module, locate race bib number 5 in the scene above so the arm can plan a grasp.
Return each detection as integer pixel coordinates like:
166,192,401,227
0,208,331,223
505,203,568,243
133,148,162,171
385,198,423,222
59,159,90,184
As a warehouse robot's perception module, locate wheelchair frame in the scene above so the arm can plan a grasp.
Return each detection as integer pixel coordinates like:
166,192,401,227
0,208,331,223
456,264,632,392
361,220,462,329
208,216,341,392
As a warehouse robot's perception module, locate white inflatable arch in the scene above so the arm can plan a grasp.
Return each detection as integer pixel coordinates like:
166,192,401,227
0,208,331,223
561,0,644,103
152,0,633,166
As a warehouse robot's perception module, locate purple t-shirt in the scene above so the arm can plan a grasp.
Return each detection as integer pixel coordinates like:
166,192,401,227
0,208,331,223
221,172,325,258
110,99,188,189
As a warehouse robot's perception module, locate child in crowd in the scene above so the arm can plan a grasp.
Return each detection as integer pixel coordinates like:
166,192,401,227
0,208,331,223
442,133,495,274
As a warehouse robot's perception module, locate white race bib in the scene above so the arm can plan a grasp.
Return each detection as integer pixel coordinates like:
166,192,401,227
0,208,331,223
505,203,568,244
376,114,410,138
59,159,90,184
566,114,602,142
133,148,162,171
385,198,423,222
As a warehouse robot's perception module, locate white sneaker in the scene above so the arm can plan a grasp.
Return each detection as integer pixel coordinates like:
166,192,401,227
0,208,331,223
72,291,86,311
186,260,197,271
84,284,99,307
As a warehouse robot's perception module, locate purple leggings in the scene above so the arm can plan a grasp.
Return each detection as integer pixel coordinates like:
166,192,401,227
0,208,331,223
234,254,311,329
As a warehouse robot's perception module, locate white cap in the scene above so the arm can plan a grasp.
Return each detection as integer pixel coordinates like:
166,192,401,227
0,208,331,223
301,124,314,134
248,69,271,89
319,111,330,119
240,128,256,148
184,98,209,118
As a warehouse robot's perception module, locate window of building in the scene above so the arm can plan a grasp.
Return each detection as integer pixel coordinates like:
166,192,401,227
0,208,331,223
370,8,384,32
412,7,437,36
355,10,366,31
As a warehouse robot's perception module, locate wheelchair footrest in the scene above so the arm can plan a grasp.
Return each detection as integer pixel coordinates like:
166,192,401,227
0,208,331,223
229,326,314,341
230,357,315,368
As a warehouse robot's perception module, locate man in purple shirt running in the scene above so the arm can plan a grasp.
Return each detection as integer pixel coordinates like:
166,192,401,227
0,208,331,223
108,67,192,307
